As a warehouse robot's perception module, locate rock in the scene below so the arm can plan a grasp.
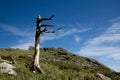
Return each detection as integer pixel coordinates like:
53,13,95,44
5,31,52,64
96,73,112,80
0,62,17,76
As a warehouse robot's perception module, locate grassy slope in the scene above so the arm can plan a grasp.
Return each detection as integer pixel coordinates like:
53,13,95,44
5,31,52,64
0,48,120,80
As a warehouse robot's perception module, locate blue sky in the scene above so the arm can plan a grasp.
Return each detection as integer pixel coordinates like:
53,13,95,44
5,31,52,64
0,0,120,72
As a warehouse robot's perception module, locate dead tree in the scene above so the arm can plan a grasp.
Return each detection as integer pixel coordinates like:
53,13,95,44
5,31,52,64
30,15,60,73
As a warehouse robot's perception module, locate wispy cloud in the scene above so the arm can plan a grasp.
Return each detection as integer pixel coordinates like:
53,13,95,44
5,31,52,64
76,20,120,71
0,23,91,50
109,17,120,22
40,22,92,43
77,21,120,57
11,28,90,49
41,27,90,43
78,46,120,56
0,23,35,49
74,35,81,43
99,57,120,72
11,39,34,50
106,53,120,60
85,22,120,46
0,23,34,37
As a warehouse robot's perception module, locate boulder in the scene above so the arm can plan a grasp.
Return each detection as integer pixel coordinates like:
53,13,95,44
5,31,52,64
0,62,17,76
96,73,112,80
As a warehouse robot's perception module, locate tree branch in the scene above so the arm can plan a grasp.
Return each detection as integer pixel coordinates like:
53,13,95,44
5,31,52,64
42,28,61,33
41,24,54,27
44,30,56,33
40,14,54,22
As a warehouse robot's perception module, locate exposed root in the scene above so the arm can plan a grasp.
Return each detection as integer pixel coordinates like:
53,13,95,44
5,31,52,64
30,64,44,74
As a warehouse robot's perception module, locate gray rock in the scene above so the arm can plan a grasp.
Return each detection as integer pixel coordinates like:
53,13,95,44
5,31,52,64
0,62,17,76
96,73,112,80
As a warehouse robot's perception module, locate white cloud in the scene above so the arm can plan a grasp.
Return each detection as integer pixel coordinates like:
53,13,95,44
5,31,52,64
76,21,120,72
0,23,91,50
74,35,80,43
99,57,120,72
0,23,34,37
12,41,34,50
108,65,120,72
10,26,91,50
77,22,120,57
109,17,120,22
0,23,35,49
78,46,120,56
41,27,90,43
106,53,120,60
11,36,35,50
86,22,120,46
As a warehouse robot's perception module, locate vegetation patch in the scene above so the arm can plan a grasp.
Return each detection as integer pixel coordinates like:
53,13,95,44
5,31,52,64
0,48,119,80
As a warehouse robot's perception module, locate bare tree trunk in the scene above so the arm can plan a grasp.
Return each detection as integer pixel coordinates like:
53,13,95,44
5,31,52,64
30,14,59,73
30,15,44,73
33,32,44,73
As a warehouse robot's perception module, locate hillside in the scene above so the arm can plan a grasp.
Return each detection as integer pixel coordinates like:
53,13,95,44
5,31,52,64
0,48,120,80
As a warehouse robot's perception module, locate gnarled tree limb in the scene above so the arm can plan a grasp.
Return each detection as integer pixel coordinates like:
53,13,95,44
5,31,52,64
41,14,54,21
43,28,61,33
41,24,54,27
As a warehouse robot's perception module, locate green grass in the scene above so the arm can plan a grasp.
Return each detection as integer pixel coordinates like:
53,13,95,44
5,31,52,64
0,48,119,80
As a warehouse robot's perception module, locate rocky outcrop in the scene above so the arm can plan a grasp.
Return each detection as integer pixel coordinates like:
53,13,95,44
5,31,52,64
96,73,112,80
0,57,17,76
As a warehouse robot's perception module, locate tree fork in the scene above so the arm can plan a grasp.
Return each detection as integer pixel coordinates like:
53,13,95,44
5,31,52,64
30,14,60,73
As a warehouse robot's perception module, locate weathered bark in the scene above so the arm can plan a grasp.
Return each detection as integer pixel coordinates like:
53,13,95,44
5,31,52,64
30,15,44,73
30,14,59,73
